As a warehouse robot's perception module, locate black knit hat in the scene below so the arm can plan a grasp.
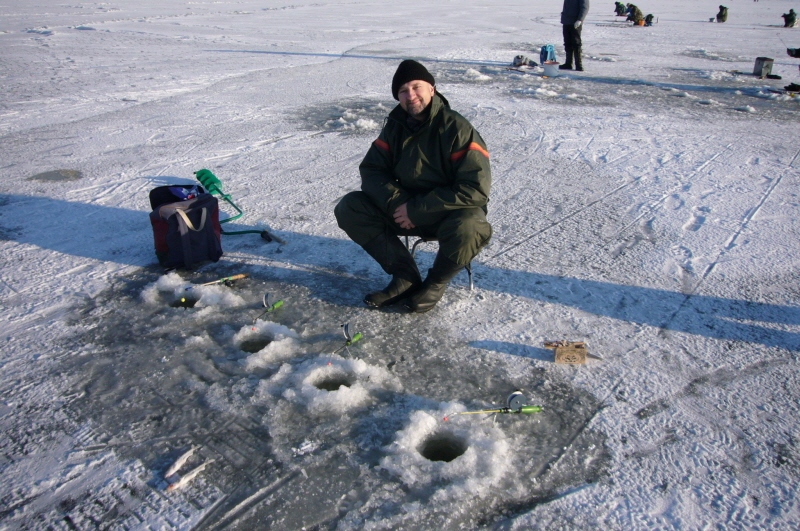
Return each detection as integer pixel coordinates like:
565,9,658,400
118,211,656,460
391,60,435,100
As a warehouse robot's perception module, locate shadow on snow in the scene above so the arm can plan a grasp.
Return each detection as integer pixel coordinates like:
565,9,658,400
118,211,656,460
1,193,798,351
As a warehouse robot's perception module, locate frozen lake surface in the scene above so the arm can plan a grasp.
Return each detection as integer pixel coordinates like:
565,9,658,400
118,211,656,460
1,0,800,529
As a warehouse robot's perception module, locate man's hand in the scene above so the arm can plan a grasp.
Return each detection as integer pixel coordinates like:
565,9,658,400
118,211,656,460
574,20,582,28
393,203,415,230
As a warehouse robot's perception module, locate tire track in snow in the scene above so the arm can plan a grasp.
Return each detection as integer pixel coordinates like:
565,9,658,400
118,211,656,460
487,140,667,262
192,471,301,531
488,176,643,261
613,142,735,239
788,145,800,169
657,166,789,333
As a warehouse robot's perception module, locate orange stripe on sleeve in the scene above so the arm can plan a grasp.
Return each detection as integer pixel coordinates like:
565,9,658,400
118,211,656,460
373,139,390,152
451,142,490,162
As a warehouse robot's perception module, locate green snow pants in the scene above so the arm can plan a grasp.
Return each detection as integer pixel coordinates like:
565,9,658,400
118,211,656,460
334,191,492,266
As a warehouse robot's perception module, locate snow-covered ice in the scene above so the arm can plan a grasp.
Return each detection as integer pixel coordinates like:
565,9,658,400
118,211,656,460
2,0,800,529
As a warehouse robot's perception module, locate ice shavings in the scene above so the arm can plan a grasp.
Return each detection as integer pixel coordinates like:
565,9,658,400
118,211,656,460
140,272,186,303
380,405,511,491
519,87,560,98
464,68,492,81
261,357,402,415
236,321,300,369
191,285,247,308
140,273,246,308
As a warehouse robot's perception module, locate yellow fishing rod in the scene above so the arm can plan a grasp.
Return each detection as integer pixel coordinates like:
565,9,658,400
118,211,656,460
443,392,543,421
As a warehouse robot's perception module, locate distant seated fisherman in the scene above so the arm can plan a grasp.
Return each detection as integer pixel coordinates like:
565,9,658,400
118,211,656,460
614,1,626,16
334,60,492,313
716,5,728,23
783,9,797,28
626,3,643,23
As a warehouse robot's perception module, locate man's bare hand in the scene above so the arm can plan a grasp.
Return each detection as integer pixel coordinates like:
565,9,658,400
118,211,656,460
393,203,415,230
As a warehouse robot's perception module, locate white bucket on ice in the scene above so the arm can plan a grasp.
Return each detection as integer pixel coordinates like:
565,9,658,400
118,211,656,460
543,61,560,77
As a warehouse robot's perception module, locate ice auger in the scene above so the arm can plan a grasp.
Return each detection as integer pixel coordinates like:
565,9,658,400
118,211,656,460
194,169,279,241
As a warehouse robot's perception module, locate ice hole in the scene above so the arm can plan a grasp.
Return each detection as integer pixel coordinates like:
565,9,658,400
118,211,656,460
239,337,273,353
418,432,468,462
313,372,356,392
27,169,83,181
170,294,198,308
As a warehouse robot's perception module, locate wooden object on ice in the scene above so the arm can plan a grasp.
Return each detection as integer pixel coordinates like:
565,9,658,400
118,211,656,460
544,341,590,364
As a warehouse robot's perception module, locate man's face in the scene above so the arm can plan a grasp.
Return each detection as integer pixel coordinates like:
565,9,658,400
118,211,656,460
398,80,435,120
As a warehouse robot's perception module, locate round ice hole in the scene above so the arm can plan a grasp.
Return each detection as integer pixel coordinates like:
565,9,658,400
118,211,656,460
314,372,356,392
170,295,198,308
418,432,468,462
239,337,272,353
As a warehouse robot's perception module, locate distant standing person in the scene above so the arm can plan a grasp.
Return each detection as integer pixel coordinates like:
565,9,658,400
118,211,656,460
783,9,797,28
560,0,590,71
716,5,728,23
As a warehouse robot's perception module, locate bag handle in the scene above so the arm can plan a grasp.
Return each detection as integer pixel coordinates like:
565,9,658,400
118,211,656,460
175,208,207,231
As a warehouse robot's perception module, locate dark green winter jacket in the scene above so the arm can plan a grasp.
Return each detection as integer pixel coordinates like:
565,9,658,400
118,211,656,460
358,93,491,227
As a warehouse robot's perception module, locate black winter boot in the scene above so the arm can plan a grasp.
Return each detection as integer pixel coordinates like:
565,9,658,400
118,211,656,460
361,233,422,308
559,49,573,70
403,254,464,313
574,47,583,71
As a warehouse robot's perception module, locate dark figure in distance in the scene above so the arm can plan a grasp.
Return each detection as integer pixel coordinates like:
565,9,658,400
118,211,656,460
560,0,590,71
783,9,797,28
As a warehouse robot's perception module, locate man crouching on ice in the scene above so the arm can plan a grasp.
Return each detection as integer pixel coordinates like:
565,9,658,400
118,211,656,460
334,59,492,313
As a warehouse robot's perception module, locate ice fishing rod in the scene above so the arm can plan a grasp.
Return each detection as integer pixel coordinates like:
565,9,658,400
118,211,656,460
443,391,543,421
185,273,249,290
253,292,284,324
327,323,363,364
333,323,363,355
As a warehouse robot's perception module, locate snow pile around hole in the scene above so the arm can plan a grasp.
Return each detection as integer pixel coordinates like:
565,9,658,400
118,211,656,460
260,357,402,416
761,90,798,102
735,105,756,113
140,272,247,308
329,116,380,131
464,68,492,81
519,87,560,98
697,69,735,81
380,405,511,492
236,321,300,369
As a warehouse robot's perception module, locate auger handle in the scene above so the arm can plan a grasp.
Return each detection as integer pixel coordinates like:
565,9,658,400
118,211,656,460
194,169,223,195
346,332,363,346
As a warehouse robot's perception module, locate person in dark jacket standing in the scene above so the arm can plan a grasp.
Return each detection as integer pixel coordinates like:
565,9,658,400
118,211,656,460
334,60,492,313
560,0,590,71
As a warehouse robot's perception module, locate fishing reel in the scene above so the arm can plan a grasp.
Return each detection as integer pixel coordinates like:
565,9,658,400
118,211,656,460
333,323,363,355
253,292,284,324
443,391,543,421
